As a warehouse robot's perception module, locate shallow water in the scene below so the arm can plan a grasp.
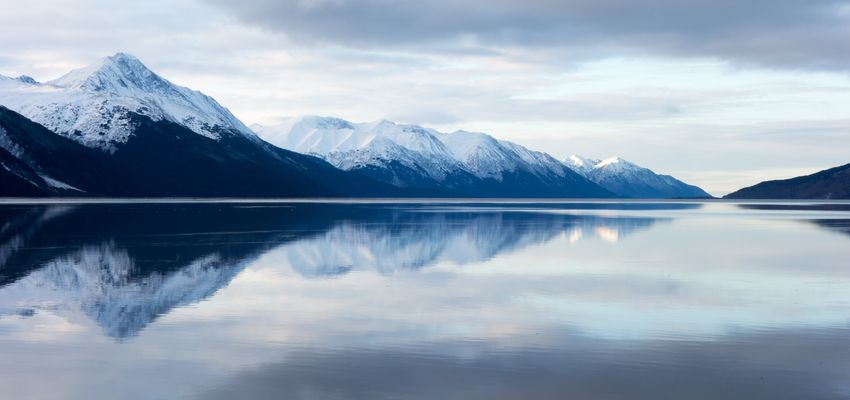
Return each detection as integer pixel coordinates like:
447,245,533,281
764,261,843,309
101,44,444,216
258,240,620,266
0,200,849,399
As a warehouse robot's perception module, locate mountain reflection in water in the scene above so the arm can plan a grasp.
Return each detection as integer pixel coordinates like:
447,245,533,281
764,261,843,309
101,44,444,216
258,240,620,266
1,201,849,400
0,202,679,338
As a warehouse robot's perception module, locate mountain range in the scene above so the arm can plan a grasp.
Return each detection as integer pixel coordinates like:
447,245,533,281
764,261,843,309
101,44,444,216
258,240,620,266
252,116,611,197
0,53,710,198
0,54,395,197
253,117,709,198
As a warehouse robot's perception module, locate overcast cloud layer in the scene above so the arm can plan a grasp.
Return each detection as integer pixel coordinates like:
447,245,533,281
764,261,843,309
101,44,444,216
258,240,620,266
205,0,850,70
1,0,849,195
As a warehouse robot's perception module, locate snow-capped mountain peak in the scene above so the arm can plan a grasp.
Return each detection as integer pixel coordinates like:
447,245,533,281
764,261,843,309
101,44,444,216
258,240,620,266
439,130,570,180
254,115,465,183
440,130,498,161
597,156,622,166
564,155,711,198
0,53,255,150
595,156,640,171
48,53,165,94
257,115,452,158
567,155,641,175
567,155,600,173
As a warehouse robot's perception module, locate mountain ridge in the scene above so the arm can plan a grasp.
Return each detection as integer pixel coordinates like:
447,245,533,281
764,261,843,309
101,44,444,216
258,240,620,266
0,53,256,151
254,115,614,198
565,154,712,198
725,163,850,199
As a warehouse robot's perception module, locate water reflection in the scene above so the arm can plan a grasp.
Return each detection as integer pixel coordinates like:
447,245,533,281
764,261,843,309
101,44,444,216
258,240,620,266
0,201,849,400
736,202,850,237
0,203,675,337
284,211,661,277
205,325,850,400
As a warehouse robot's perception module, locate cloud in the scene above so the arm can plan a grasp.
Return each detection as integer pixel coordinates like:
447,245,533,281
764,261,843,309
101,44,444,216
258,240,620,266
204,0,850,70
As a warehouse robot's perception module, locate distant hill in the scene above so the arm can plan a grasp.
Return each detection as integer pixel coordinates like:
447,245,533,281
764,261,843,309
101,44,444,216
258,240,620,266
725,163,850,199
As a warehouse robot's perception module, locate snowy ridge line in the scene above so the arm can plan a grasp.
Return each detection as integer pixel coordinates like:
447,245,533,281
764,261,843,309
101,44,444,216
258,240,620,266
253,115,709,197
565,154,711,198
253,116,569,182
0,53,255,151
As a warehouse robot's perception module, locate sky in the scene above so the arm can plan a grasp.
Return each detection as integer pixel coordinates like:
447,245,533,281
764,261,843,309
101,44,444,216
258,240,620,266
1,0,849,195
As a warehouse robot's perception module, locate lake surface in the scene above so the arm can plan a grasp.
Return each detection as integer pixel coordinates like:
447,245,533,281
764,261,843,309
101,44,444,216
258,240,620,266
1,200,849,399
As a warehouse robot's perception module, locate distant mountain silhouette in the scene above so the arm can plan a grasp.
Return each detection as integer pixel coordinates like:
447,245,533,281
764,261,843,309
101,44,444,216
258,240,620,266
726,163,850,199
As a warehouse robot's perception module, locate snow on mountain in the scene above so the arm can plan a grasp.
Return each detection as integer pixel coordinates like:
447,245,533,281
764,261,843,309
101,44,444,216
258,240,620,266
566,155,600,175
282,213,564,277
280,213,665,278
254,116,599,196
565,155,711,198
0,242,249,338
439,130,570,180
256,116,466,184
0,53,254,151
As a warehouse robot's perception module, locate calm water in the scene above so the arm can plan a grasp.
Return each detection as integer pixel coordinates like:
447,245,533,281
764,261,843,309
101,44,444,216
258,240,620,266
1,200,849,399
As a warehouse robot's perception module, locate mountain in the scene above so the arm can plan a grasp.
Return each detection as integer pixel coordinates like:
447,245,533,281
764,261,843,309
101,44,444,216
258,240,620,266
0,53,255,150
0,54,397,197
725,163,850,199
253,116,612,198
0,105,104,196
564,155,711,198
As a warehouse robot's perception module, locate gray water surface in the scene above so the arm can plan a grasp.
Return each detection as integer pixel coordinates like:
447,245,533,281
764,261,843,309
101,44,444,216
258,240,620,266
0,201,848,399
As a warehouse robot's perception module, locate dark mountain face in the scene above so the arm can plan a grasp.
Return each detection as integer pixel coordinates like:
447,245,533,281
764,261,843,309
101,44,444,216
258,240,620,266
468,167,614,198
0,146,48,196
595,174,710,199
349,161,474,197
726,163,850,200
0,106,105,195
348,159,613,198
0,107,400,197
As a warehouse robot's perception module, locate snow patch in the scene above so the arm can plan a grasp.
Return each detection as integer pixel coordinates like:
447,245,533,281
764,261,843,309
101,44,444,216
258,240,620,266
39,175,84,192
0,126,26,159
